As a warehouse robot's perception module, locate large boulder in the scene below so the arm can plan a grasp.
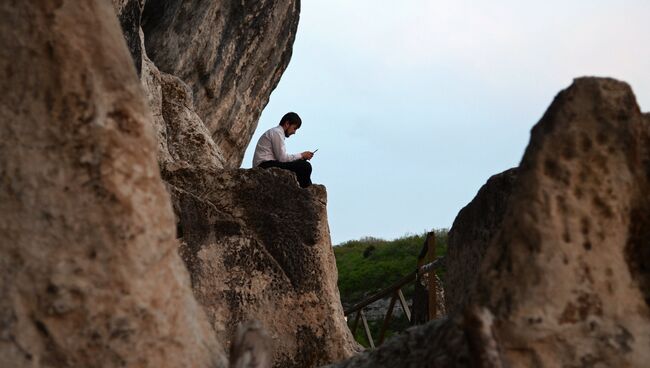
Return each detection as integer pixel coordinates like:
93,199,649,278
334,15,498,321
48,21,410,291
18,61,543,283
0,1,225,367
141,0,301,167
327,78,650,367
445,168,518,316
474,77,650,366
164,167,360,368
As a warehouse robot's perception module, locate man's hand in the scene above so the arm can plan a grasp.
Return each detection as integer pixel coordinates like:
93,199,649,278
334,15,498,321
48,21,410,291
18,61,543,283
301,151,314,160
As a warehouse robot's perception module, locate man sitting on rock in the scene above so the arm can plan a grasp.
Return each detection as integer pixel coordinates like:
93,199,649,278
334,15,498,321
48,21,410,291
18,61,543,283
252,112,314,188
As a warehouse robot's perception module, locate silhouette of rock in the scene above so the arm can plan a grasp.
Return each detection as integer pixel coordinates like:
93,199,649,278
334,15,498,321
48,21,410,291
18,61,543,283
0,1,225,367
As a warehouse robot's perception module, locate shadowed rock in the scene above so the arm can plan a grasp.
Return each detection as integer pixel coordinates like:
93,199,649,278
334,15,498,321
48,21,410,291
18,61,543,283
0,1,225,367
165,167,360,368
115,2,346,366
326,78,650,367
113,1,227,172
445,168,518,316
475,77,650,366
112,0,144,75
141,0,300,167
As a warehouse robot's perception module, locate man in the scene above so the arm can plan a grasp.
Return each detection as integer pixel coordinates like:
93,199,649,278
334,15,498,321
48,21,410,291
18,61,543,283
252,112,314,188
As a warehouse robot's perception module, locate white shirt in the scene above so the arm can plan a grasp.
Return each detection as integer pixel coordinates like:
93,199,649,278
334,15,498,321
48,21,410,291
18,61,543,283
252,126,302,167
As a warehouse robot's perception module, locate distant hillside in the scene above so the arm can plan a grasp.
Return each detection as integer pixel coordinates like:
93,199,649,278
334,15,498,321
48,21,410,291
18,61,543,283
334,229,448,306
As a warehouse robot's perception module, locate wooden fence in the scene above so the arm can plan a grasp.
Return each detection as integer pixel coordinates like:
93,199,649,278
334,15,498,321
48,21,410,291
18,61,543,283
343,232,445,348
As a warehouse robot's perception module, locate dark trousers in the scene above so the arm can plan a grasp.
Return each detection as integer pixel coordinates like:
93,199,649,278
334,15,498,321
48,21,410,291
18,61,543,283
259,160,312,188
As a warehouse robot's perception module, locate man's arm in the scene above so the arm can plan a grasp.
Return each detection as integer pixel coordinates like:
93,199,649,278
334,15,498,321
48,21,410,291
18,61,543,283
271,129,302,162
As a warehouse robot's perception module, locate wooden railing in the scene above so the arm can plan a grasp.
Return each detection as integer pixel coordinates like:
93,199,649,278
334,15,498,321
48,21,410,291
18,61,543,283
344,254,445,348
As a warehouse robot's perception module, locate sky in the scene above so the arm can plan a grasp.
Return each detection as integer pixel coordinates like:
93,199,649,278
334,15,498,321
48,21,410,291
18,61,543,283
242,0,650,245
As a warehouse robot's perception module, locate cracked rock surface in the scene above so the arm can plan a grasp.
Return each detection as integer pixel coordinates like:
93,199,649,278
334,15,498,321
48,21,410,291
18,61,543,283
166,167,360,368
142,0,300,167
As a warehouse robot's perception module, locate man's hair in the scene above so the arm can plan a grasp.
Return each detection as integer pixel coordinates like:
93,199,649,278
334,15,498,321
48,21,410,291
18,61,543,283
279,112,302,128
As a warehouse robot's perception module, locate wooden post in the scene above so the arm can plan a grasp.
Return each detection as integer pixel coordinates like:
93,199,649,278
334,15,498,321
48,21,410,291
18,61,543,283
397,289,411,323
350,310,361,335
378,292,398,345
424,232,438,321
360,310,375,349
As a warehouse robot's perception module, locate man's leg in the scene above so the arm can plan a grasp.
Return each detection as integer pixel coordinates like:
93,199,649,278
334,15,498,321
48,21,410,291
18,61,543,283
258,160,312,188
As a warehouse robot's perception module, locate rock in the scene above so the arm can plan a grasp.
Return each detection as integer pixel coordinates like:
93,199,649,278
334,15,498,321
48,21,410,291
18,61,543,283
327,78,650,367
114,2,345,366
0,1,226,367
141,50,227,173
158,71,227,171
113,0,144,75
141,0,300,167
149,25,227,173
475,77,650,366
229,320,272,368
324,317,474,368
113,1,227,173
445,168,518,316
164,167,360,368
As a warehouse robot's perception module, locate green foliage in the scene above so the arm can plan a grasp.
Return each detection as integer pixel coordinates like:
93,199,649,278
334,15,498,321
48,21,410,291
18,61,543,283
334,229,448,306
335,229,449,348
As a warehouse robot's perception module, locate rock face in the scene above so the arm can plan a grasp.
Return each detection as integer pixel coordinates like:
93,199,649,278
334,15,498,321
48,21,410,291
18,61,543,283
115,1,354,366
0,1,225,367
164,167,360,368
112,0,144,75
114,1,227,173
141,0,301,167
474,77,650,366
327,78,650,367
445,168,517,316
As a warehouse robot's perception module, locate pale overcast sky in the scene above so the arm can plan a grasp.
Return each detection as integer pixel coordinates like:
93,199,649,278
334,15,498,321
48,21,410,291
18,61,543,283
242,0,650,245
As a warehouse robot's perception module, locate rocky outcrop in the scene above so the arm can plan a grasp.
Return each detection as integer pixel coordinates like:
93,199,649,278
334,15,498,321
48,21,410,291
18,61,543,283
114,2,352,366
474,77,650,366
112,0,144,75
164,167,360,368
327,78,650,367
445,168,518,316
113,2,227,173
0,1,225,367
141,0,301,167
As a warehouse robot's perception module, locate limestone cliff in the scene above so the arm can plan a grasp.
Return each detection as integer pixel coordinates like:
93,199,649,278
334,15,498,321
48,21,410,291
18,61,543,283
327,78,650,367
166,167,360,367
141,0,300,167
114,0,227,173
114,1,358,367
0,1,225,367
